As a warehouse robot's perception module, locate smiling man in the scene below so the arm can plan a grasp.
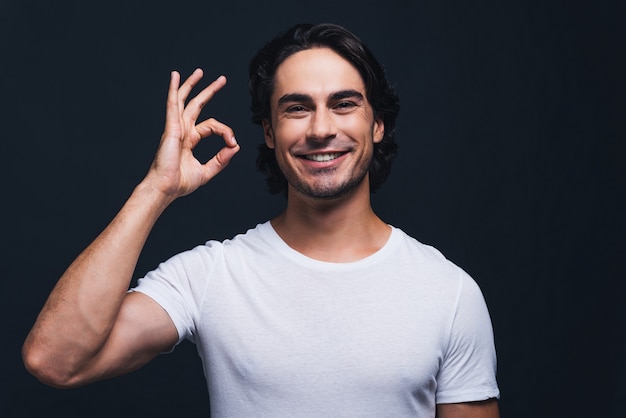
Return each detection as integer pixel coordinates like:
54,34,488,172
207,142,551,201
23,24,500,417
264,47,384,201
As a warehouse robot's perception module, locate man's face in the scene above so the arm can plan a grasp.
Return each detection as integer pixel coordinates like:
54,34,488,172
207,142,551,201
263,47,384,200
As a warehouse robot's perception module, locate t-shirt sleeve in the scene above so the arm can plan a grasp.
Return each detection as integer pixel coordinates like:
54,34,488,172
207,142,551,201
435,271,500,404
130,243,219,347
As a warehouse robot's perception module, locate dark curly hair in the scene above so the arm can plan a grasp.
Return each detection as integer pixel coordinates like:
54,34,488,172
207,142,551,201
249,23,400,195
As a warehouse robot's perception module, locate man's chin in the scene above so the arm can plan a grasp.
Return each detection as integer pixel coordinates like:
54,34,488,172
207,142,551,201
290,177,367,201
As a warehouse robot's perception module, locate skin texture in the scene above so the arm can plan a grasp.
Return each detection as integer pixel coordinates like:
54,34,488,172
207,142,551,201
23,50,498,417
437,399,500,418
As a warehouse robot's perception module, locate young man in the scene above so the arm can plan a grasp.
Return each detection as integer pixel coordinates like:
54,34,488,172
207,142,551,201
23,24,500,417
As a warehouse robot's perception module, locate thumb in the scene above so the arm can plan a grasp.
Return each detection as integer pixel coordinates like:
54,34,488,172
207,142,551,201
200,142,240,182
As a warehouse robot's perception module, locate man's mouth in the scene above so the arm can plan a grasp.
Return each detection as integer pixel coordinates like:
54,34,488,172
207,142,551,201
302,152,344,162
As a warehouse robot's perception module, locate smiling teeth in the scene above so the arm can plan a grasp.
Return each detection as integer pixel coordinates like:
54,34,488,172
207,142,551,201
305,153,342,162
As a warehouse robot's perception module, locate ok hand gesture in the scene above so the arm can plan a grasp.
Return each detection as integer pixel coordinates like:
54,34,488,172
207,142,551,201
145,69,240,200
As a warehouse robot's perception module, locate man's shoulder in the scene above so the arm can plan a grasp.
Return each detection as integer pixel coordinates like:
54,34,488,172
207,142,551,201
190,221,278,259
222,221,275,247
193,221,272,248
391,226,450,261
389,226,470,279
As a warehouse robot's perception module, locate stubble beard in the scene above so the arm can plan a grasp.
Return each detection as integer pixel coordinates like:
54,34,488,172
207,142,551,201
282,159,371,201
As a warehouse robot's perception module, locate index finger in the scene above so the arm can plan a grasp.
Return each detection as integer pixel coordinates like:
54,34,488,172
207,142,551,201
176,68,205,104
183,75,228,123
194,117,237,148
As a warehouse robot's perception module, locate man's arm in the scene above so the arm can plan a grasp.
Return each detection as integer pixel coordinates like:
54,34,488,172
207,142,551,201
22,69,239,388
437,399,500,418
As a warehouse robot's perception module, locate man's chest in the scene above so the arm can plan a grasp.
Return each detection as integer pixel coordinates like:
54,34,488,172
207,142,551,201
200,271,451,396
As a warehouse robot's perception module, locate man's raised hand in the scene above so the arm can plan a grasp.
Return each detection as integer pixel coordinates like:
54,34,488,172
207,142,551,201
145,69,240,200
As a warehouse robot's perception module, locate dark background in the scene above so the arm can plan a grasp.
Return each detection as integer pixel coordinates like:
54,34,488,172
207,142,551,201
2,1,624,417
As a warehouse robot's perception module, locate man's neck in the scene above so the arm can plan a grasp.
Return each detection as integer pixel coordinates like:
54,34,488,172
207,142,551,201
271,183,391,263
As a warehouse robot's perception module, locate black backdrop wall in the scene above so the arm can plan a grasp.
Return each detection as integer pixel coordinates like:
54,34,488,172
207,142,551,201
2,1,624,417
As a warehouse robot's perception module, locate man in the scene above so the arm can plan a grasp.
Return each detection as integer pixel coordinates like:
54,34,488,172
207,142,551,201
23,23,500,417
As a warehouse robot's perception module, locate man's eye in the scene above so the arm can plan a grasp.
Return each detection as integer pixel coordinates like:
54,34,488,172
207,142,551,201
335,101,356,110
287,105,307,113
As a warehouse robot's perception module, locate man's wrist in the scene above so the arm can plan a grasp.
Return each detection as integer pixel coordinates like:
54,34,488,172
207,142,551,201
131,180,177,216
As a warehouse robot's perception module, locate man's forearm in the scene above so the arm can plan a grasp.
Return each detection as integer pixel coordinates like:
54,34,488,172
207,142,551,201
22,181,173,386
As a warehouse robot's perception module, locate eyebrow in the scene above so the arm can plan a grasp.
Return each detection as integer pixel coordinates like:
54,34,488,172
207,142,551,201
329,90,364,102
277,93,311,106
277,90,365,106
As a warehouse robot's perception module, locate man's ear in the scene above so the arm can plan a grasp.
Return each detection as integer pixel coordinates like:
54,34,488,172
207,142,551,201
373,116,385,144
262,119,275,149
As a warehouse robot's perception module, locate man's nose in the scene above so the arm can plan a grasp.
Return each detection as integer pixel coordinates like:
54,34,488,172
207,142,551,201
307,109,337,142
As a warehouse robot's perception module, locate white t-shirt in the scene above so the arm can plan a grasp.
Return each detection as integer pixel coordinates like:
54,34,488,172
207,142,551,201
134,222,499,417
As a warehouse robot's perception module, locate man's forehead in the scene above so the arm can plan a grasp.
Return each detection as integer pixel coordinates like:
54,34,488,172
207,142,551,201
271,47,366,100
